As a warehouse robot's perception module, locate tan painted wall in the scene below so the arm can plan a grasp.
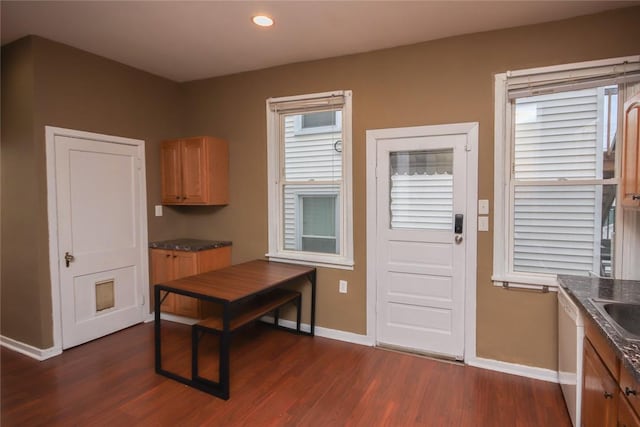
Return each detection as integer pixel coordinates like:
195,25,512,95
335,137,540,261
1,36,184,348
180,7,640,369
1,38,42,346
1,7,639,369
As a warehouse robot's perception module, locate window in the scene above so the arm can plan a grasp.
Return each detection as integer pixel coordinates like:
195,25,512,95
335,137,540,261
294,111,342,135
389,149,454,230
299,194,338,253
266,90,353,269
494,57,640,286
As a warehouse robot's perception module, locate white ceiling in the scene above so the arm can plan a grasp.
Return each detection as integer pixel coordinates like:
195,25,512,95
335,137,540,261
2,1,638,82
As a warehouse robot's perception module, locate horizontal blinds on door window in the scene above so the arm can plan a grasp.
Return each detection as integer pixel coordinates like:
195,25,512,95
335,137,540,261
268,92,345,112
506,58,640,100
390,173,453,230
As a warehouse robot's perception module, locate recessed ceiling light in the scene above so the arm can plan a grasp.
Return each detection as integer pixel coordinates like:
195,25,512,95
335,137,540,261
252,15,274,27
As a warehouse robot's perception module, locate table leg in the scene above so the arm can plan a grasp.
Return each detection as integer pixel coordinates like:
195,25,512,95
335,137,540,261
310,270,317,336
154,286,162,373
219,302,231,399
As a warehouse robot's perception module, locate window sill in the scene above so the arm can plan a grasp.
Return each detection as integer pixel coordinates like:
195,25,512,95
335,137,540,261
491,273,560,290
266,253,354,271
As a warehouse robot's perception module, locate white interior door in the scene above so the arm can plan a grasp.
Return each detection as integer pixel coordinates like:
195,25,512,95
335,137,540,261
55,134,145,349
375,133,467,359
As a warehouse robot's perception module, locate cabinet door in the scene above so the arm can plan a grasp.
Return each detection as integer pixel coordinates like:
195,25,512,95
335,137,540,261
621,93,640,209
149,249,176,313
172,251,200,318
621,366,640,418
181,138,208,204
582,338,618,427
619,393,640,427
161,140,183,204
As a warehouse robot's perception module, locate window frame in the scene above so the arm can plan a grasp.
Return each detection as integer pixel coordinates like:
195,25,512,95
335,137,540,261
493,56,640,288
266,90,354,270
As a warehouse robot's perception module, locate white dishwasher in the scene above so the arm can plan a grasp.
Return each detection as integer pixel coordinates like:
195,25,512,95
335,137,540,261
557,286,584,427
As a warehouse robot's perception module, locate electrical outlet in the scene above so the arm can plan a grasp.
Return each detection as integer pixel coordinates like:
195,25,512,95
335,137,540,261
339,280,348,293
479,216,489,232
155,205,163,217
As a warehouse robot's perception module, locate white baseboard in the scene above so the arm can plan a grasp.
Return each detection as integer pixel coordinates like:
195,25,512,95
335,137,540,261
159,313,199,325
466,356,559,383
261,316,374,347
154,311,374,346
1,319,558,384
0,335,62,361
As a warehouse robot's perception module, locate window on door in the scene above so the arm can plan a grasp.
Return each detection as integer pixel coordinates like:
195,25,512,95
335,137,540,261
266,90,353,269
493,56,640,286
389,149,454,231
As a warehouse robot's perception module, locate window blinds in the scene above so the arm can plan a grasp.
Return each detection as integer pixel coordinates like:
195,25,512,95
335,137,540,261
506,57,640,100
268,91,346,112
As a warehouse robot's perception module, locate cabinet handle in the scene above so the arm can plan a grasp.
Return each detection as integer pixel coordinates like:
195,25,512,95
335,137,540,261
604,391,614,399
633,194,640,201
175,196,180,200
625,387,637,396
173,255,178,258
165,254,171,258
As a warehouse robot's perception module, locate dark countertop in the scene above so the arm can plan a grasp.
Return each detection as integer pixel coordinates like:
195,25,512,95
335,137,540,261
558,275,640,384
149,239,232,252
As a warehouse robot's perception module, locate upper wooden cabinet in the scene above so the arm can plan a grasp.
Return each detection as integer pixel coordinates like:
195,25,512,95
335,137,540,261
161,136,229,205
621,93,640,209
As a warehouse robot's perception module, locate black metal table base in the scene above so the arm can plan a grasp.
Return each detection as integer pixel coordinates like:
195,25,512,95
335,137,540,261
154,269,315,400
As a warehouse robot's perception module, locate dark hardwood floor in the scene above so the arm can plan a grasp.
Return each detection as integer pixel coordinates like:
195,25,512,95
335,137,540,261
1,321,571,426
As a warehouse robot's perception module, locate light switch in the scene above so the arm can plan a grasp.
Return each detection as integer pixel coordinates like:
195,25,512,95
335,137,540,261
155,205,163,217
478,199,489,215
478,216,489,232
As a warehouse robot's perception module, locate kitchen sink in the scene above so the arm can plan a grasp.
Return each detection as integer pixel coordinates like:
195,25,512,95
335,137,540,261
591,300,640,341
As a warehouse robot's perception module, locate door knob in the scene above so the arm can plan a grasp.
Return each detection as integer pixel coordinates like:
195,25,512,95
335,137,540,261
64,252,75,268
455,235,463,244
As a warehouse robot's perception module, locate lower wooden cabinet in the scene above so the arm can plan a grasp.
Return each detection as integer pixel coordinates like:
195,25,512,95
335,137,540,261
621,366,640,418
582,337,618,427
619,392,640,427
582,317,640,427
149,246,231,318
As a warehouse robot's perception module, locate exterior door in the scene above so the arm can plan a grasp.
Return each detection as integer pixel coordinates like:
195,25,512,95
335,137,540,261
376,133,467,359
55,134,145,349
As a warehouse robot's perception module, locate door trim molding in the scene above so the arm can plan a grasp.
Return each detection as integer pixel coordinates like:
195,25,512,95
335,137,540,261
365,122,478,361
45,126,149,353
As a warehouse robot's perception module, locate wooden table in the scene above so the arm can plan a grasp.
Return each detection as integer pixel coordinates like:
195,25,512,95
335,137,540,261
154,259,316,399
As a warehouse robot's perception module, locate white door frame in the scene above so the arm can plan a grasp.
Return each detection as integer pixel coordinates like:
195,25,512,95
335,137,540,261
45,126,150,355
365,123,478,361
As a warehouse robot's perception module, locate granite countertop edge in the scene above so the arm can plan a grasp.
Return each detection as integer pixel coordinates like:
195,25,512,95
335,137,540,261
557,274,640,384
149,238,232,252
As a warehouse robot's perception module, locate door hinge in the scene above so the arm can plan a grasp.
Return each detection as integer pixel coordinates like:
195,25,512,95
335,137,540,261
137,158,142,170
465,144,471,152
